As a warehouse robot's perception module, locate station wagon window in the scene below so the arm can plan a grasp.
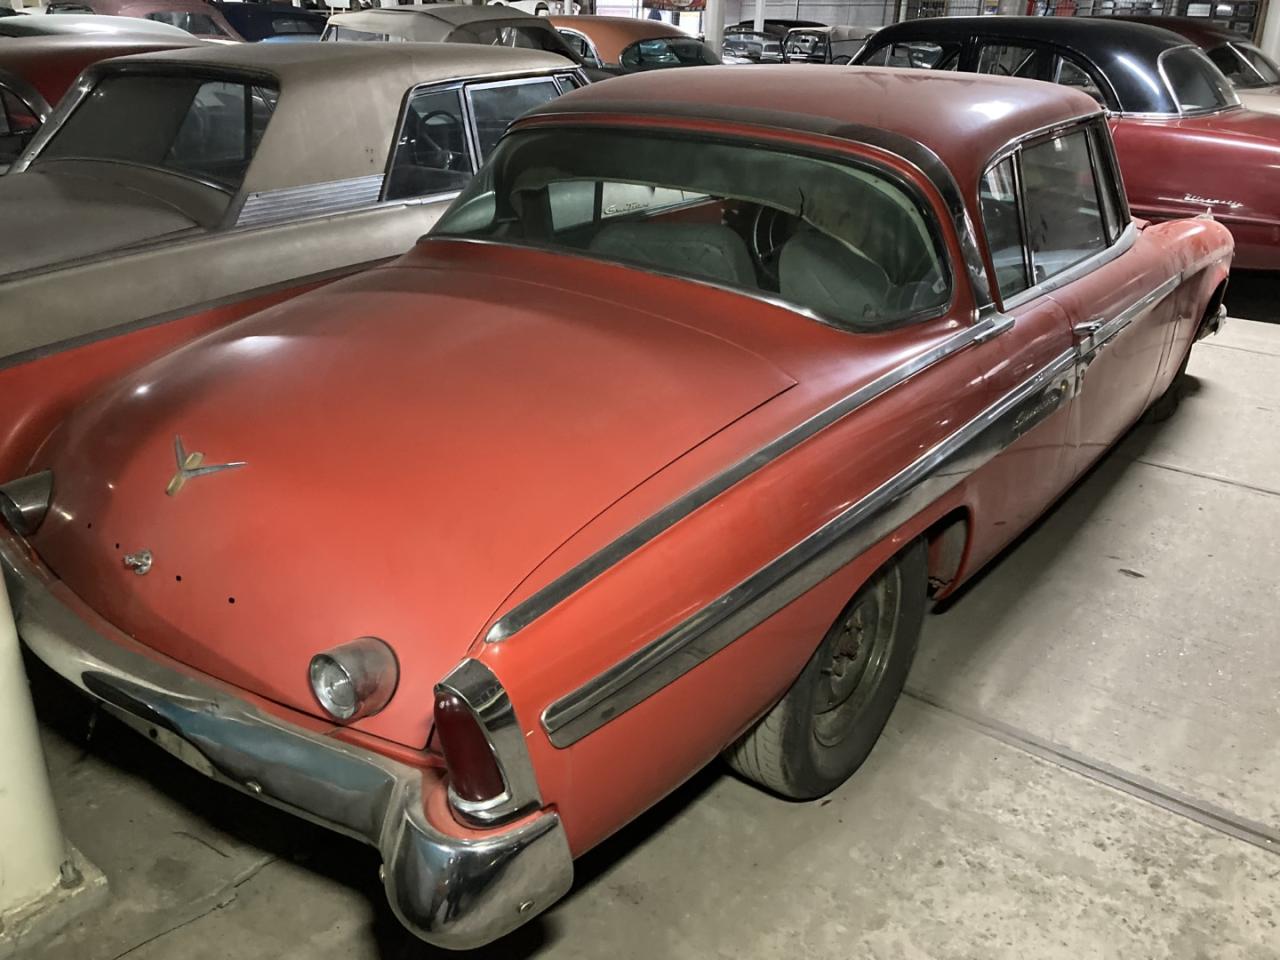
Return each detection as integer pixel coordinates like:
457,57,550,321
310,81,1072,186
468,79,561,158
1160,46,1239,113
39,74,277,191
860,40,960,70
433,129,952,332
976,42,1044,79
384,88,473,202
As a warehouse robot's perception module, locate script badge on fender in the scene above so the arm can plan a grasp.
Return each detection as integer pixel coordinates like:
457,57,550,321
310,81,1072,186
166,435,247,497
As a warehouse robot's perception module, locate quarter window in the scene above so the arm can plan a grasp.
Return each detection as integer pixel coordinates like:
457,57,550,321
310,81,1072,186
1055,57,1105,106
979,157,1030,299
860,40,960,70
976,42,1044,79
0,86,39,168
384,88,473,202
1160,46,1239,113
39,75,277,191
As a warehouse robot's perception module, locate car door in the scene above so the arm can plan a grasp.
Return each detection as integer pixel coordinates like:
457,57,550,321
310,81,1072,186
1015,122,1179,475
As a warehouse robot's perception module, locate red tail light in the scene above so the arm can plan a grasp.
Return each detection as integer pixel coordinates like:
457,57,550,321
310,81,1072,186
433,691,506,804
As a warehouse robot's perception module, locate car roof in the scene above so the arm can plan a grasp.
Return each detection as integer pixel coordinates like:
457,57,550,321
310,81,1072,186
863,16,1196,113
87,42,574,192
0,35,195,110
0,13,195,39
1111,15,1240,48
548,15,691,63
524,64,1100,181
326,3,551,40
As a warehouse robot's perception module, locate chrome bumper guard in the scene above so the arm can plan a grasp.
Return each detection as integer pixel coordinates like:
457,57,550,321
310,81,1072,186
0,532,572,951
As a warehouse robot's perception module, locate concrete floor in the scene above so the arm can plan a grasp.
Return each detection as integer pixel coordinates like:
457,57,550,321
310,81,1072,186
20,318,1280,960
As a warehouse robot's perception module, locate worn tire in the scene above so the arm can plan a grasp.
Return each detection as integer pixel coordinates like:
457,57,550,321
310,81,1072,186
724,540,928,800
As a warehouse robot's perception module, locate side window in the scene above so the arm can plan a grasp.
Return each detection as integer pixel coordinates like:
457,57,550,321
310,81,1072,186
1087,125,1126,243
976,42,1044,79
556,73,584,93
558,31,597,65
467,79,561,159
1055,56,1105,106
384,87,473,202
1020,129,1108,282
862,40,959,70
0,86,40,168
979,156,1030,300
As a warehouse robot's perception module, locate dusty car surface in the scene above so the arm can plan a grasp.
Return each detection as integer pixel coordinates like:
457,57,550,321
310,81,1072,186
551,14,717,73
322,3,574,55
0,11,195,38
1117,15,1280,115
0,67,1231,948
0,35,194,170
46,0,243,40
856,16,1280,270
0,41,583,476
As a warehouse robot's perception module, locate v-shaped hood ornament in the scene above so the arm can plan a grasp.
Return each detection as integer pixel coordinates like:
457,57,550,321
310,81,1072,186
165,436,247,497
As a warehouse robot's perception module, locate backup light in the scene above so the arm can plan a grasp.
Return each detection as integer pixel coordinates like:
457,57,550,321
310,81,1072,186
308,637,398,722
0,470,54,536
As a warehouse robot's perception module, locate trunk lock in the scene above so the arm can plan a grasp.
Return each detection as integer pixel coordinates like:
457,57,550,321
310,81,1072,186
123,550,153,576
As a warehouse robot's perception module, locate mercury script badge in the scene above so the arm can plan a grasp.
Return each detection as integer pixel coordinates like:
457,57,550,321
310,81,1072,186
165,435,247,496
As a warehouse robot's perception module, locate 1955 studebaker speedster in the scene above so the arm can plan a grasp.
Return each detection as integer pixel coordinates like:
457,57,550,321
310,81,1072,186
0,67,1232,948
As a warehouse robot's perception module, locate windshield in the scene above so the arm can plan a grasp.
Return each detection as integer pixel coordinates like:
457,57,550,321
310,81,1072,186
1160,46,1240,113
433,129,951,331
39,72,277,190
620,37,719,70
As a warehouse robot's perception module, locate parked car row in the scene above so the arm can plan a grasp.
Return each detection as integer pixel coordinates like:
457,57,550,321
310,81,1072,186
0,8,1260,954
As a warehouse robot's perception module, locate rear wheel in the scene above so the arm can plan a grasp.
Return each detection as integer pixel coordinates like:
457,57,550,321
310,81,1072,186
724,540,928,799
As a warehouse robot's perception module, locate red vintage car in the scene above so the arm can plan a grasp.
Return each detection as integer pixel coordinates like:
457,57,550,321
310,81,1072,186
0,35,194,170
0,68,1231,948
856,17,1280,271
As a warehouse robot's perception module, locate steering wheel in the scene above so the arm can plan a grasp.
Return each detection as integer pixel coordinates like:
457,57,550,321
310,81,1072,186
411,110,467,171
750,205,796,287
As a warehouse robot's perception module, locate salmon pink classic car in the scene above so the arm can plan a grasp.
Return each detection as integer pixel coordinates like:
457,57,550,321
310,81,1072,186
0,68,1231,948
0,41,583,478
856,16,1280,270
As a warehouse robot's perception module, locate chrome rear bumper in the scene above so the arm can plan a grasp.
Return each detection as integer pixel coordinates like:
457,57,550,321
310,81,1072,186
0,532,572,950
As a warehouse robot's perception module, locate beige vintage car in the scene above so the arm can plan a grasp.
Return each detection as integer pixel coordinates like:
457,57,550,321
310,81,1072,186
1,42,586,365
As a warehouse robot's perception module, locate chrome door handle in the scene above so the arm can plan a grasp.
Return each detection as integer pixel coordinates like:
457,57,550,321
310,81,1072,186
1073,316,1106,338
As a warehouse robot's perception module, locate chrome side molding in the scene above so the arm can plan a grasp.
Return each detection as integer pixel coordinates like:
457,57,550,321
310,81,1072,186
484,313,1013,645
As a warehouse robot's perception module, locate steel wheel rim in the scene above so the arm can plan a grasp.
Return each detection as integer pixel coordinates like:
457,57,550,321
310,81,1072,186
811,566,902,748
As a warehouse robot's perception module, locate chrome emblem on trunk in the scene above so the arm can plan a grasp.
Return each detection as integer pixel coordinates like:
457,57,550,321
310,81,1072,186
123,549,153,575
166,436,247,497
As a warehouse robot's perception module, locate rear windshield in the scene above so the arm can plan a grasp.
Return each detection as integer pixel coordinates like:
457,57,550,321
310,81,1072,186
38,72,277,190
619,37,719,69
144,11,231,37
1160,46,1240,113
433,129,951,331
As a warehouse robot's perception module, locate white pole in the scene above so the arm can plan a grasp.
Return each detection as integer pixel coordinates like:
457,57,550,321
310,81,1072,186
0,580,67,918
705,0,724,54
1261,0,1280,64
753,0,765,32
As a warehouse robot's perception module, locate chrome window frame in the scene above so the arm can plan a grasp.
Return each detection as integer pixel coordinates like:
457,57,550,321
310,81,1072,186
1156,44,1243,118
379,80,477,206
977,114,1133,312
555,26,603,67
462,74,566,161
0,71,52,127
1227,41,1280,87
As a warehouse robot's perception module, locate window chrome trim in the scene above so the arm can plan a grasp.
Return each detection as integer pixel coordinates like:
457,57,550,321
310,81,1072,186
483,309,1013,645
435,659,542,827
0,70,52,125
541,340,1085,747
555,27,603,66
999,223,1136,314
1157,45,1243,117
